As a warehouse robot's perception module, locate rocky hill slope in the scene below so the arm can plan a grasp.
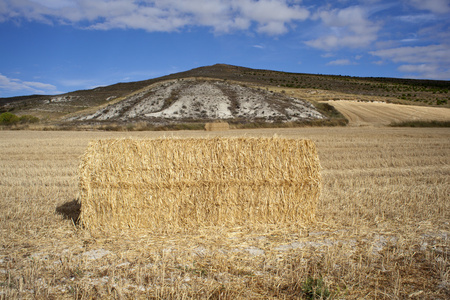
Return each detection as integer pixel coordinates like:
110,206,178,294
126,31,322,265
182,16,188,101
66,78,324,125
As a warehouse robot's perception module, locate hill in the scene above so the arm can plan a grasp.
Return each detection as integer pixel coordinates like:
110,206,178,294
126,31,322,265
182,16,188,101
1,64,449,128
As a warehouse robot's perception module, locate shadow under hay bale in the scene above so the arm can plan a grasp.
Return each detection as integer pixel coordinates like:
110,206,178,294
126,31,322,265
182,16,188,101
56,199,81,224
78,137,321,232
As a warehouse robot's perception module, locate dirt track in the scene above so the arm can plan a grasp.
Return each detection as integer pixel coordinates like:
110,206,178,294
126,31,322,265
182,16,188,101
326,100,450,126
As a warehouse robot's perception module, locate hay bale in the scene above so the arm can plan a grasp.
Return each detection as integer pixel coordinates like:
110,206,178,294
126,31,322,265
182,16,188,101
78,137,321,231
205,122,229,131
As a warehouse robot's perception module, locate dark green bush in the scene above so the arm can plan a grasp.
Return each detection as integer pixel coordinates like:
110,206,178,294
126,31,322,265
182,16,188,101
0,112,20,125
0,113,40,125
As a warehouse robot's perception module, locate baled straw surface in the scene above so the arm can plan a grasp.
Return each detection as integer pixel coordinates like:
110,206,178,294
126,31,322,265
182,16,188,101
205,122,229,131
78,137,321,231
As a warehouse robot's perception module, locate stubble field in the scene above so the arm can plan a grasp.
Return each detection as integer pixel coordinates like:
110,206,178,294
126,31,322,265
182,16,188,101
326,101,450,127
0,127,449,299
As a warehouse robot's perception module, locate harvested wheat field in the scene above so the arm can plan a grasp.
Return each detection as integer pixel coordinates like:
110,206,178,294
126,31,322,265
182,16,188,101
326,100,450,126
0,127,449,299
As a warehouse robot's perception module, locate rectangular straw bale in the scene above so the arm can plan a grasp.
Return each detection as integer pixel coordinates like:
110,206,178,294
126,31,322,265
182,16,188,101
205,122,229,131
78,137,321,231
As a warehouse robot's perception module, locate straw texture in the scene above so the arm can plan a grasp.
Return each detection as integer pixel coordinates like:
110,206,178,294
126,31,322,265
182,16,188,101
78,137,321,231
205,122,230,131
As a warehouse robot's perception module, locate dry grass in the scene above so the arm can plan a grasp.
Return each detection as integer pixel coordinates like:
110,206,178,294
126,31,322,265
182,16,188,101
264,85,397,104
0,127,449,299
79,137,320,232
204,122,230,131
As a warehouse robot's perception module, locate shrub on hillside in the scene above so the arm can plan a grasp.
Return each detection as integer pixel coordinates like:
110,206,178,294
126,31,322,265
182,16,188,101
0,112,20,125
19,115,40,124
0,113,40,126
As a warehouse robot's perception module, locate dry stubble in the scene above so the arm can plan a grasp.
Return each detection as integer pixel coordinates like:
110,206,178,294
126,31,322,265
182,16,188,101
0,127,448,299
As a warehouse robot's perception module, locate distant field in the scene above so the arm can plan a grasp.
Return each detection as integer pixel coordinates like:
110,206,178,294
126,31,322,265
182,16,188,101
326,100,450,126
0,128,449,299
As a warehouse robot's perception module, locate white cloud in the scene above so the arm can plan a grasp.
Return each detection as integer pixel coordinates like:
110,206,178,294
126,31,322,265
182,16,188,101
236,0,309,35
370,44,450,79
59,78,96,87
398,64,437,73
416,24,450,45
23,80,56,90
0,73,58,95
252,44,265,49
397,13,437,23
327,59,356,66
400,39,417,43
398,64,450,79
30,0,75,9
321,53,334,58
1,0,310,35
369,44,450,64
305,6,380,50
409,0,450,14
257,21,288,35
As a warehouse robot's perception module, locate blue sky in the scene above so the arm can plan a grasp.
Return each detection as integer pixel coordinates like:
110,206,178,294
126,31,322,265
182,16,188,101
1,0,449,97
